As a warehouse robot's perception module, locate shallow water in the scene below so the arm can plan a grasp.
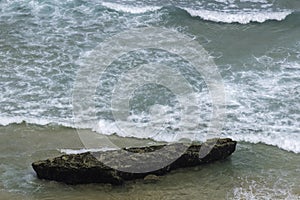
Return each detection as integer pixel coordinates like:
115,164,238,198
0,124,299,199
0,0,299,199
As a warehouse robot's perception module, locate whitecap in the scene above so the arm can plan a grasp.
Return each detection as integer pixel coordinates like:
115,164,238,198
182,8,292,24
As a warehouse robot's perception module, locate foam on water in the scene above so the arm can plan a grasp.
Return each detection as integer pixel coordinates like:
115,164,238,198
0,0,165,127
0,0,299,154
183,8,292,24
81,44,300,154
0,116,74,127
228,130,300,153
230,175,299,200
100,1,293,24
1,1,300,199
90,119,300,154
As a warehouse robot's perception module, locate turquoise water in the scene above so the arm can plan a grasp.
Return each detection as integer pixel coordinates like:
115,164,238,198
0,0,299,199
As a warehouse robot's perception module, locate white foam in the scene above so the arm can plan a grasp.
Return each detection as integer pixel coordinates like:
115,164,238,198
0,0,298,155
227,131,300,154
93,119,300,154
0,116,74,128
1,115,299,154
230,176,298,199
0,116,50,126
101,2,161,14
100,2,292,24
183,8,292,24
60,147,118,154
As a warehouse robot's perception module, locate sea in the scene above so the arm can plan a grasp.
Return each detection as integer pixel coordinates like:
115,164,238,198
0,0,299,199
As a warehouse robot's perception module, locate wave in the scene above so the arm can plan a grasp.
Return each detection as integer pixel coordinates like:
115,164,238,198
0,116,74,128
2,117,299,154
183,8,292,24
101,2,292,24
228,128,300,154
94,120,300,154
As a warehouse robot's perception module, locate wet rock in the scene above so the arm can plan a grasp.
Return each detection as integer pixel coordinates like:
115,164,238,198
32,138,237,185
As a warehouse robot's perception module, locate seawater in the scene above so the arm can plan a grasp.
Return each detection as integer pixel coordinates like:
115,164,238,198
0,124,299,199
0,0,299,199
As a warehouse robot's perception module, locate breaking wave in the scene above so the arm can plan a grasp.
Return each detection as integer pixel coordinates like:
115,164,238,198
101,2,292,24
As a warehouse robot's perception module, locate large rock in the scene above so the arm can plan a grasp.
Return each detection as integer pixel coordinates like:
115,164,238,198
32,138,236,185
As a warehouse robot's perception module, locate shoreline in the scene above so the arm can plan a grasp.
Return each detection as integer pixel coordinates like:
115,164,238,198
0,122,299,155
0,123,299,199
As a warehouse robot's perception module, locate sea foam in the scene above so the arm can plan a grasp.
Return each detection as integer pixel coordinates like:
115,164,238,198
183,8,292,24
1,116,299,154
101,2,292,24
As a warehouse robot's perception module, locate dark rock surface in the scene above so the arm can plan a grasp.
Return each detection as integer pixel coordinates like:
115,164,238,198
32,138,237,185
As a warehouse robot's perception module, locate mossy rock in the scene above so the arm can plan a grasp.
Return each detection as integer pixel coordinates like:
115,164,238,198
32,138,237,185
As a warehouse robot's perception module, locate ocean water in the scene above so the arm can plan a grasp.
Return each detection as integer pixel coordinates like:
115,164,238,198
0,0,299,199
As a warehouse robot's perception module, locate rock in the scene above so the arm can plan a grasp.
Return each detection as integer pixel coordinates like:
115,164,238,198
143,174,160,184
32,138,236,185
